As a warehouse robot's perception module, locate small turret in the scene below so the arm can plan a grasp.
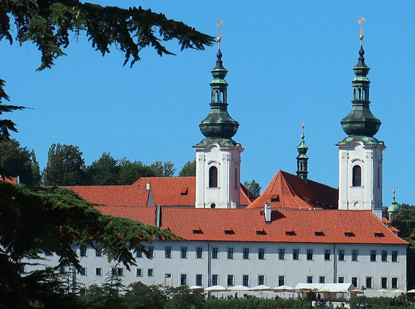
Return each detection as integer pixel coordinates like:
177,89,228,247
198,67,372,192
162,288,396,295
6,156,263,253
296,124,309,183
388,186,400,222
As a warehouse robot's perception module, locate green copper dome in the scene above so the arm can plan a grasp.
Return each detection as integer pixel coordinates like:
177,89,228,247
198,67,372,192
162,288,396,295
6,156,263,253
388,201,400,213
340,46,381,137
199,49,239,139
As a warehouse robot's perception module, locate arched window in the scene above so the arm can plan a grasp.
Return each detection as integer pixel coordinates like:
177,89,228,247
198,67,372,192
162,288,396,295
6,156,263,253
209,166,218,188
352,165,361,187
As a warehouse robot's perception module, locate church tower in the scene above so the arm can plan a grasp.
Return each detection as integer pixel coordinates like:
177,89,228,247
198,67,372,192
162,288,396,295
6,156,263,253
337,19,385,219
194,24,243,208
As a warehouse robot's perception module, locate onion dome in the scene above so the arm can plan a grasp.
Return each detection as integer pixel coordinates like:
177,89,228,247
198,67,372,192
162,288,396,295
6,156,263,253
340,46,381,137
199,49,239,139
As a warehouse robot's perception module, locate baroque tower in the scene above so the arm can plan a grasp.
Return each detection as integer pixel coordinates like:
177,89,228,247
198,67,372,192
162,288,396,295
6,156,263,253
337,20,385,219
296,124,309,183
194,27,243,208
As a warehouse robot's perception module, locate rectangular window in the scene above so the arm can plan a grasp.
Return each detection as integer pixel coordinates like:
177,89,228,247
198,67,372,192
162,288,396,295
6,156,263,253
392,251,398,262
352,250,358,261
338,249,345,261
148,268,153,277
338,276,344,284
212,247,218,259
381,277,387,289
243,248,249,259
196,274,202,286
136,268,142,277
293,249,299,260
196,247,203,259
258,275,265,286
279,248,285,260
79,267,86,276
278,276,285,286
165,246,172,258
80,245,87,257
258,248,265,260
180,274,187,286
392,277,398,289
319,276,325,284
352,277,358,288
95,249,102,257
366,277,372,289
227,248,234,259
212,274,218,286
147,246,154,258
307,249,313,260
382,250,387,262
227,274,234,286
370,250,377,262
307,276,313,284
181,247,187,258
112,267,123,276
136,250,143,258
324,249,330,261
243,275,249,287
96,268,102,276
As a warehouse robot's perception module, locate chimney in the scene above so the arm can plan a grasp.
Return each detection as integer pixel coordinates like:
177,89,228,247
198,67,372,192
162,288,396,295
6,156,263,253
264,203,271,223
155,205,161,227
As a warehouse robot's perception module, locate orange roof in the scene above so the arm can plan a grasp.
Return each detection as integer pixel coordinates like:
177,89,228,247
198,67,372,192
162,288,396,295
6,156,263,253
248,170,338,210
0,176,17,184
67,177,253,208
94,206,407,245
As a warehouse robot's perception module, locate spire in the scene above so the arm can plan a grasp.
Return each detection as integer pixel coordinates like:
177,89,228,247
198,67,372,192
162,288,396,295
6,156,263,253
388,185,400,213
340,17,381,141
296,124,309,183
199,21,239,140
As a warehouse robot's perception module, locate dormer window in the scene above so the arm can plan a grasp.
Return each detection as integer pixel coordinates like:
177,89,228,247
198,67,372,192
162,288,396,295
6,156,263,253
345,231,355,237
352,165,361,187
180,187,188,195
314,231,325,236
192,228,203,234
224,228,235,235
209,166,218,188
256,229,267,235
285,229,296,236
374,232,385,238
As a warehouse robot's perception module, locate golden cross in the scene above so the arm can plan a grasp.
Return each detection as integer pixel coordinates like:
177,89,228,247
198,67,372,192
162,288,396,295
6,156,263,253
358,17,366,44
216,19,223,49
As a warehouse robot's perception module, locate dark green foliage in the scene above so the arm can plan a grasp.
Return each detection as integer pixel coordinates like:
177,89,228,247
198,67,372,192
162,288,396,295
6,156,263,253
150,161,176,177
0,1,214,71
0,182,178,308
179,160,196,177
43,143,89,186
349,295,410,308
0,79,25,142
203,298,311,309
243,179,261,198
124,282,168,309
391,204,415,289
117,159,175,185
0,139,41,185
84,152,120,185
165,286,205,309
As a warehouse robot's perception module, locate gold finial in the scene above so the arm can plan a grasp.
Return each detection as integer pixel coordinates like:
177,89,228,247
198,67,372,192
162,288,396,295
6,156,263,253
301,123,305,129
392,184,396,202
358,17,366,45
216,19,223,49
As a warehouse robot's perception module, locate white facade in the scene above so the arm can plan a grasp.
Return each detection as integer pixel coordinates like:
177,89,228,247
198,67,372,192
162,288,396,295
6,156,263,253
338,140,385,219
194,141,243,209
34,241,407,297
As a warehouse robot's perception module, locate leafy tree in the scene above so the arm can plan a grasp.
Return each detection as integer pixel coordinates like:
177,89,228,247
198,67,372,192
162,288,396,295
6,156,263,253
124,282,168,309
150,161,176,177
43,143,89,186
0,182,177,308
85,152,120,185
243,179,261,198
179,160,196,177
0,79,25,142
117,159,156,185
0,139,41,185
391,204,415,289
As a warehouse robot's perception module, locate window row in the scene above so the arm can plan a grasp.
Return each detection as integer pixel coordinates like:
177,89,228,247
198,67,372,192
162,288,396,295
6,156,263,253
75,246,398,263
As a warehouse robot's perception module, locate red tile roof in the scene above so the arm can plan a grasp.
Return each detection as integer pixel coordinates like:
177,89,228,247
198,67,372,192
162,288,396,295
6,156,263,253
67,177,253,208
94,206,407,245
247,170,338,210
0,176,17,184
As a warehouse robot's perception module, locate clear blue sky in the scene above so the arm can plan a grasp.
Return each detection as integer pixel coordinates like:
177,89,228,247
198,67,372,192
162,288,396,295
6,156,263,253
2,1,414,205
